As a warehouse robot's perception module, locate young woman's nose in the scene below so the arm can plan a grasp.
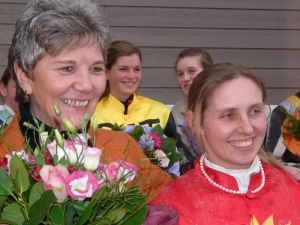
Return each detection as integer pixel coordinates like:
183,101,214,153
237,115,254,134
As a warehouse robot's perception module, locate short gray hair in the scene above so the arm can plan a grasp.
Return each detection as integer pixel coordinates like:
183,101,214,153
8,0,111,102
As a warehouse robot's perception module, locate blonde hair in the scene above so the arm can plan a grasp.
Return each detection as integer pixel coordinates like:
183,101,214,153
187,63,283,168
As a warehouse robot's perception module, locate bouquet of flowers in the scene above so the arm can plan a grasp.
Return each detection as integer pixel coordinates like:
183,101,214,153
0,113,146,225
281,107,300,157
118,124,181,177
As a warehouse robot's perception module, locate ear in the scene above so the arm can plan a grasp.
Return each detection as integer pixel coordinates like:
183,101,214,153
185,109,205,136
185,110,194,131
14,60,33,94
0,81,8,97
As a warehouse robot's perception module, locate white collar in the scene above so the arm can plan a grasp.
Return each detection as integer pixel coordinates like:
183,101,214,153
204,156,260,192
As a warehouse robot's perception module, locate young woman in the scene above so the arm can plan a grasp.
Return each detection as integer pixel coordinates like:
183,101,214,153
92,41,177,139
172,48,213,172
151,63,300,224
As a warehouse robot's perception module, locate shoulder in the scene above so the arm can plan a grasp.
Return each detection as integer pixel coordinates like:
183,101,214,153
152,168,200,202
135,95,170,110
172,99,186,113
0,114,25,156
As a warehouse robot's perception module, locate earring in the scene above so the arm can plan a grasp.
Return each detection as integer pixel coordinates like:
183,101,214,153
25,89,31,95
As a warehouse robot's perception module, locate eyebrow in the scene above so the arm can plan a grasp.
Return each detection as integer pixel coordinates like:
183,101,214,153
216,102,265,112
53,60,105,65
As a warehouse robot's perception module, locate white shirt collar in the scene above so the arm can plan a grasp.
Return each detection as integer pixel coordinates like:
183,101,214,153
204,156,260,192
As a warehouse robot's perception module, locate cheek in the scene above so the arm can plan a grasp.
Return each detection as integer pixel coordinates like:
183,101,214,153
254,118,267,135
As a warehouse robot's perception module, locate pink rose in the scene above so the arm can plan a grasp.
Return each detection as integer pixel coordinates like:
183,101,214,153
103,161,139,184
83,147,101,171
47,139,86,165
65,170,99,200
39,165,69,202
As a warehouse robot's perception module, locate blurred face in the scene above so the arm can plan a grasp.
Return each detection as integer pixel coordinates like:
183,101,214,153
176,56,203,95
200,77,266,169
15,41,106,129
107,54,142,102
0,78,19,112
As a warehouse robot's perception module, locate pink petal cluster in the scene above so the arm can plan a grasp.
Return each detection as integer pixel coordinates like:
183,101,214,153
39,165,70,202
101,161,139,184
149,133,163,149
47,138,101,170
65,170,99,200
154,150,170,168
83,147,101,171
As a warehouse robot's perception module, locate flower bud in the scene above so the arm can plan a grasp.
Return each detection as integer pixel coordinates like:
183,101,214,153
23,122,35,130
54,129,64,148
53,106,61,117
63,119,77,134
83,147,101,171
92,118,98,134
53,105,61,117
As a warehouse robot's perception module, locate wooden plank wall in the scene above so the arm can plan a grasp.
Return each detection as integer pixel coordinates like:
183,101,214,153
0,0,299,104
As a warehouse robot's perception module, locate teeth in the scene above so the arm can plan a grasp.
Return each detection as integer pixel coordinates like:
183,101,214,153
230,139,253,148
61,99,89,107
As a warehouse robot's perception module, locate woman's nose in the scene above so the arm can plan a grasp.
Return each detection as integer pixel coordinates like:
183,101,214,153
75,71,93,92
237,116,254,134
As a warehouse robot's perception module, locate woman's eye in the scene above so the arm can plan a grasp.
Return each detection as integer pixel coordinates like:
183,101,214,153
249,108,262,116
92,66,104,73
62,66,73,72
134,67,141,72
222,113,234,120
177,72,183,77
188,69,197,74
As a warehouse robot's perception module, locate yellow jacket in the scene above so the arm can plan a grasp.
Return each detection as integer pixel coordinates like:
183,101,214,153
93,94,171,130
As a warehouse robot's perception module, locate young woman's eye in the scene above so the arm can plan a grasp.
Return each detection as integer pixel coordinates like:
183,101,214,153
222,112,234,120
134,67,141,72
188,69,197,74
119,67,128,72
177,72,183,77
249,108,262,116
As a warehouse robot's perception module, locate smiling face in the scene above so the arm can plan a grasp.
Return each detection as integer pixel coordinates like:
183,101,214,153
201,77,267,169
176,56,203,96
15,41,106,129
106,54,142,102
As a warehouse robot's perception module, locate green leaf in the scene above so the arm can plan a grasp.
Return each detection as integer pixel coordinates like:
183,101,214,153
23,190,56,225
0,202,25,225
9,156,30,194
131,126,145,141
77,204,92,225
49,205,65,225
0,195,8,209
151,125,163,137
121,187,147,225
0,169,13,195
64,201,77,225
28,182,44,207
105,208,128,224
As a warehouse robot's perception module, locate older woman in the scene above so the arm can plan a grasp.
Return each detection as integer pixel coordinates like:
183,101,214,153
92,40,177,139
151,63,300,224
0,0,171,201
